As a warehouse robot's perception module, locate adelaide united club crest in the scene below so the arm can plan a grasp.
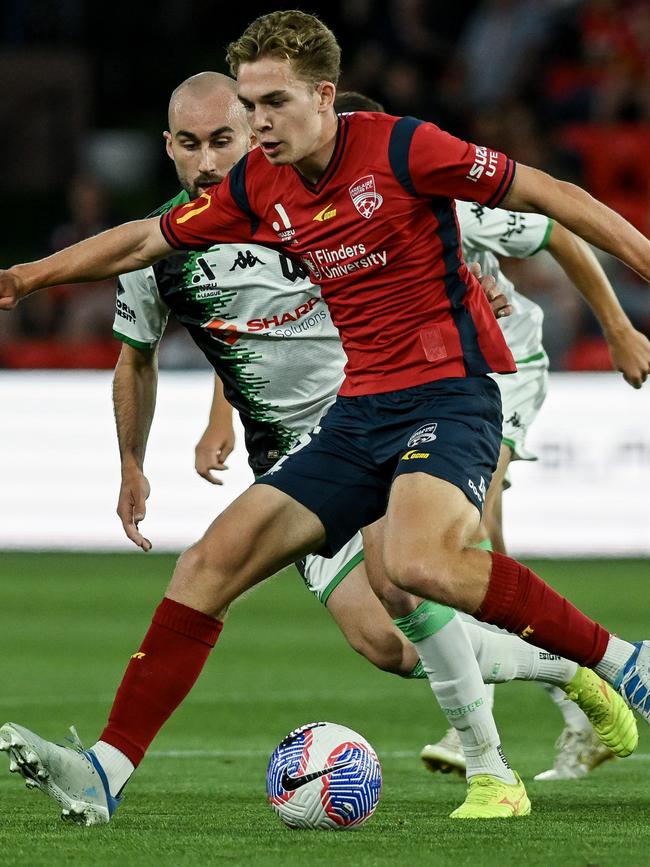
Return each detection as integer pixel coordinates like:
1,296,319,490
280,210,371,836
348,174,383,219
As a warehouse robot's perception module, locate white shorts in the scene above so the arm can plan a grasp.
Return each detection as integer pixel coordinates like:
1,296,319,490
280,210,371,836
492,350,549,463
296,532,364,605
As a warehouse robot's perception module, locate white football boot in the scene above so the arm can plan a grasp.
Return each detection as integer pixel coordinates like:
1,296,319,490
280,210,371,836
534,726,615,781
0,722,121,825
420,727,466,776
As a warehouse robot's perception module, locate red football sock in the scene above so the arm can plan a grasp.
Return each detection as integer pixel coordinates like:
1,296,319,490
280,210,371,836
100,597,223,766
476,552,609,667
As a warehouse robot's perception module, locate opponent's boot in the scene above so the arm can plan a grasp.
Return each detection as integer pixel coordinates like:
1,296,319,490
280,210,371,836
0,722,120,826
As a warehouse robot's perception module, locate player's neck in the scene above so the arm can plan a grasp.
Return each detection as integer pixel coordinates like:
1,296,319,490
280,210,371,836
293,113,339,185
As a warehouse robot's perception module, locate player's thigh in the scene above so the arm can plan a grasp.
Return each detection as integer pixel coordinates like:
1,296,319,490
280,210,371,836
362,518,423,619
480,442,513,545
382,377,502,598
383,472,484,597
169,483,326,614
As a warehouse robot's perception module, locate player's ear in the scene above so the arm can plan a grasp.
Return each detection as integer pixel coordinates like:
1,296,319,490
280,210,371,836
317,82,336,114
163,131,174,161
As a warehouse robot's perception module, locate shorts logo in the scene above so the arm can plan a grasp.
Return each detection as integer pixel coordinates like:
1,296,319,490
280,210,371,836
468,475,487,503
401,450,430,461
349,175,383,219
408,424,437,447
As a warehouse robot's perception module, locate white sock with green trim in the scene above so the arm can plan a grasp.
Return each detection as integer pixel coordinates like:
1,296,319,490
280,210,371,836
394,602,516,783
462,621,578,686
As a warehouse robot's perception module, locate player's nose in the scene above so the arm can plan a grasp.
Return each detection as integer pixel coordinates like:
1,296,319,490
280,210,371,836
251,107,272,132
197,146,219,173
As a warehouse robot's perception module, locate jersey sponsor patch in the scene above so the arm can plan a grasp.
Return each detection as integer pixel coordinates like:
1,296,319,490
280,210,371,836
313,202,337,222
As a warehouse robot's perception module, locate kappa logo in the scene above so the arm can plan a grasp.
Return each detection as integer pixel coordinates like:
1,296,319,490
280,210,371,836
349,174,383,219
229,250,265,271
408,424,437,447
312,202,337,222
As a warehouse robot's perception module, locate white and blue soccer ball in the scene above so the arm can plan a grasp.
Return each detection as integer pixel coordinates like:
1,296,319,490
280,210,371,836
266,721,382,830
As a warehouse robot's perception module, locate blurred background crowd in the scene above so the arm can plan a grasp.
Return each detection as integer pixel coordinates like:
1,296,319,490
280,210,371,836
1,0,649,370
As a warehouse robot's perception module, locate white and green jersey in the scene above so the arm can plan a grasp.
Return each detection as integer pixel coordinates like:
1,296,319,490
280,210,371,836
113,190,345,474
456,200,552,364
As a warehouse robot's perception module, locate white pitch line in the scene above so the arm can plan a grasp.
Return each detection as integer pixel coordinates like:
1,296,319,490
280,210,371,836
147,749,650,761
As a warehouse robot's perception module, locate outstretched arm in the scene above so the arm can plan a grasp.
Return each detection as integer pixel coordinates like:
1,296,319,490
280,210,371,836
502,165,650,285
113,343,159,551
0,218,172,309
195,375,236,485
546,222,650,388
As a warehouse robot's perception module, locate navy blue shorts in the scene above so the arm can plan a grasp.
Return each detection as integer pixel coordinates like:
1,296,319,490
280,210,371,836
256,376,503,557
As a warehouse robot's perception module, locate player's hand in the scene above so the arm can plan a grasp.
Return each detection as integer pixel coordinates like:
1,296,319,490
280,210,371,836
117,469,152,551
470,262,512,319
0,269,26,311
606,325,650,388
195,425,236,484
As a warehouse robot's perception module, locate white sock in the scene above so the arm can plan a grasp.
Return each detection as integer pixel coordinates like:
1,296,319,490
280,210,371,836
463,622,578,686
413,615,516,783
91,740,135,797
594,635,635,684
538,683,591,732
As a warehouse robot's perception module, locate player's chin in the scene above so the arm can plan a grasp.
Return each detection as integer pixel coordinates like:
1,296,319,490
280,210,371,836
260,143,290,164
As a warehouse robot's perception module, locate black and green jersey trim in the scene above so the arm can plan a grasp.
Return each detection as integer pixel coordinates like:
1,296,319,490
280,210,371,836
112,329,158,350
148,189,190,218
531,218,554,255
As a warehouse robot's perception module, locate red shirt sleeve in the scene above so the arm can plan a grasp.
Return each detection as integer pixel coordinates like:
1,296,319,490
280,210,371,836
408,122,516,208
160,175,255,250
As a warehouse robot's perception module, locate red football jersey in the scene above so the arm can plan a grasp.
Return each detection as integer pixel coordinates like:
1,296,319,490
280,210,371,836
160,112,517,396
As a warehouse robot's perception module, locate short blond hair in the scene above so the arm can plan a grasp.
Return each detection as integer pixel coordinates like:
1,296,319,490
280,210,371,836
226,10,341,87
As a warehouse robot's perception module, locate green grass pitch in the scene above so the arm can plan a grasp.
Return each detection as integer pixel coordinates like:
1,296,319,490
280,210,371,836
0,553,648,866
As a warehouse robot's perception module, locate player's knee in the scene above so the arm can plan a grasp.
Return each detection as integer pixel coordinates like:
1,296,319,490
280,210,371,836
170,542,231,600
384,557,457,606
347,629,407,676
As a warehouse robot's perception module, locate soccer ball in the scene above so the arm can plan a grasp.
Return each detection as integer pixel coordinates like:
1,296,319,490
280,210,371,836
266,721,382,830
